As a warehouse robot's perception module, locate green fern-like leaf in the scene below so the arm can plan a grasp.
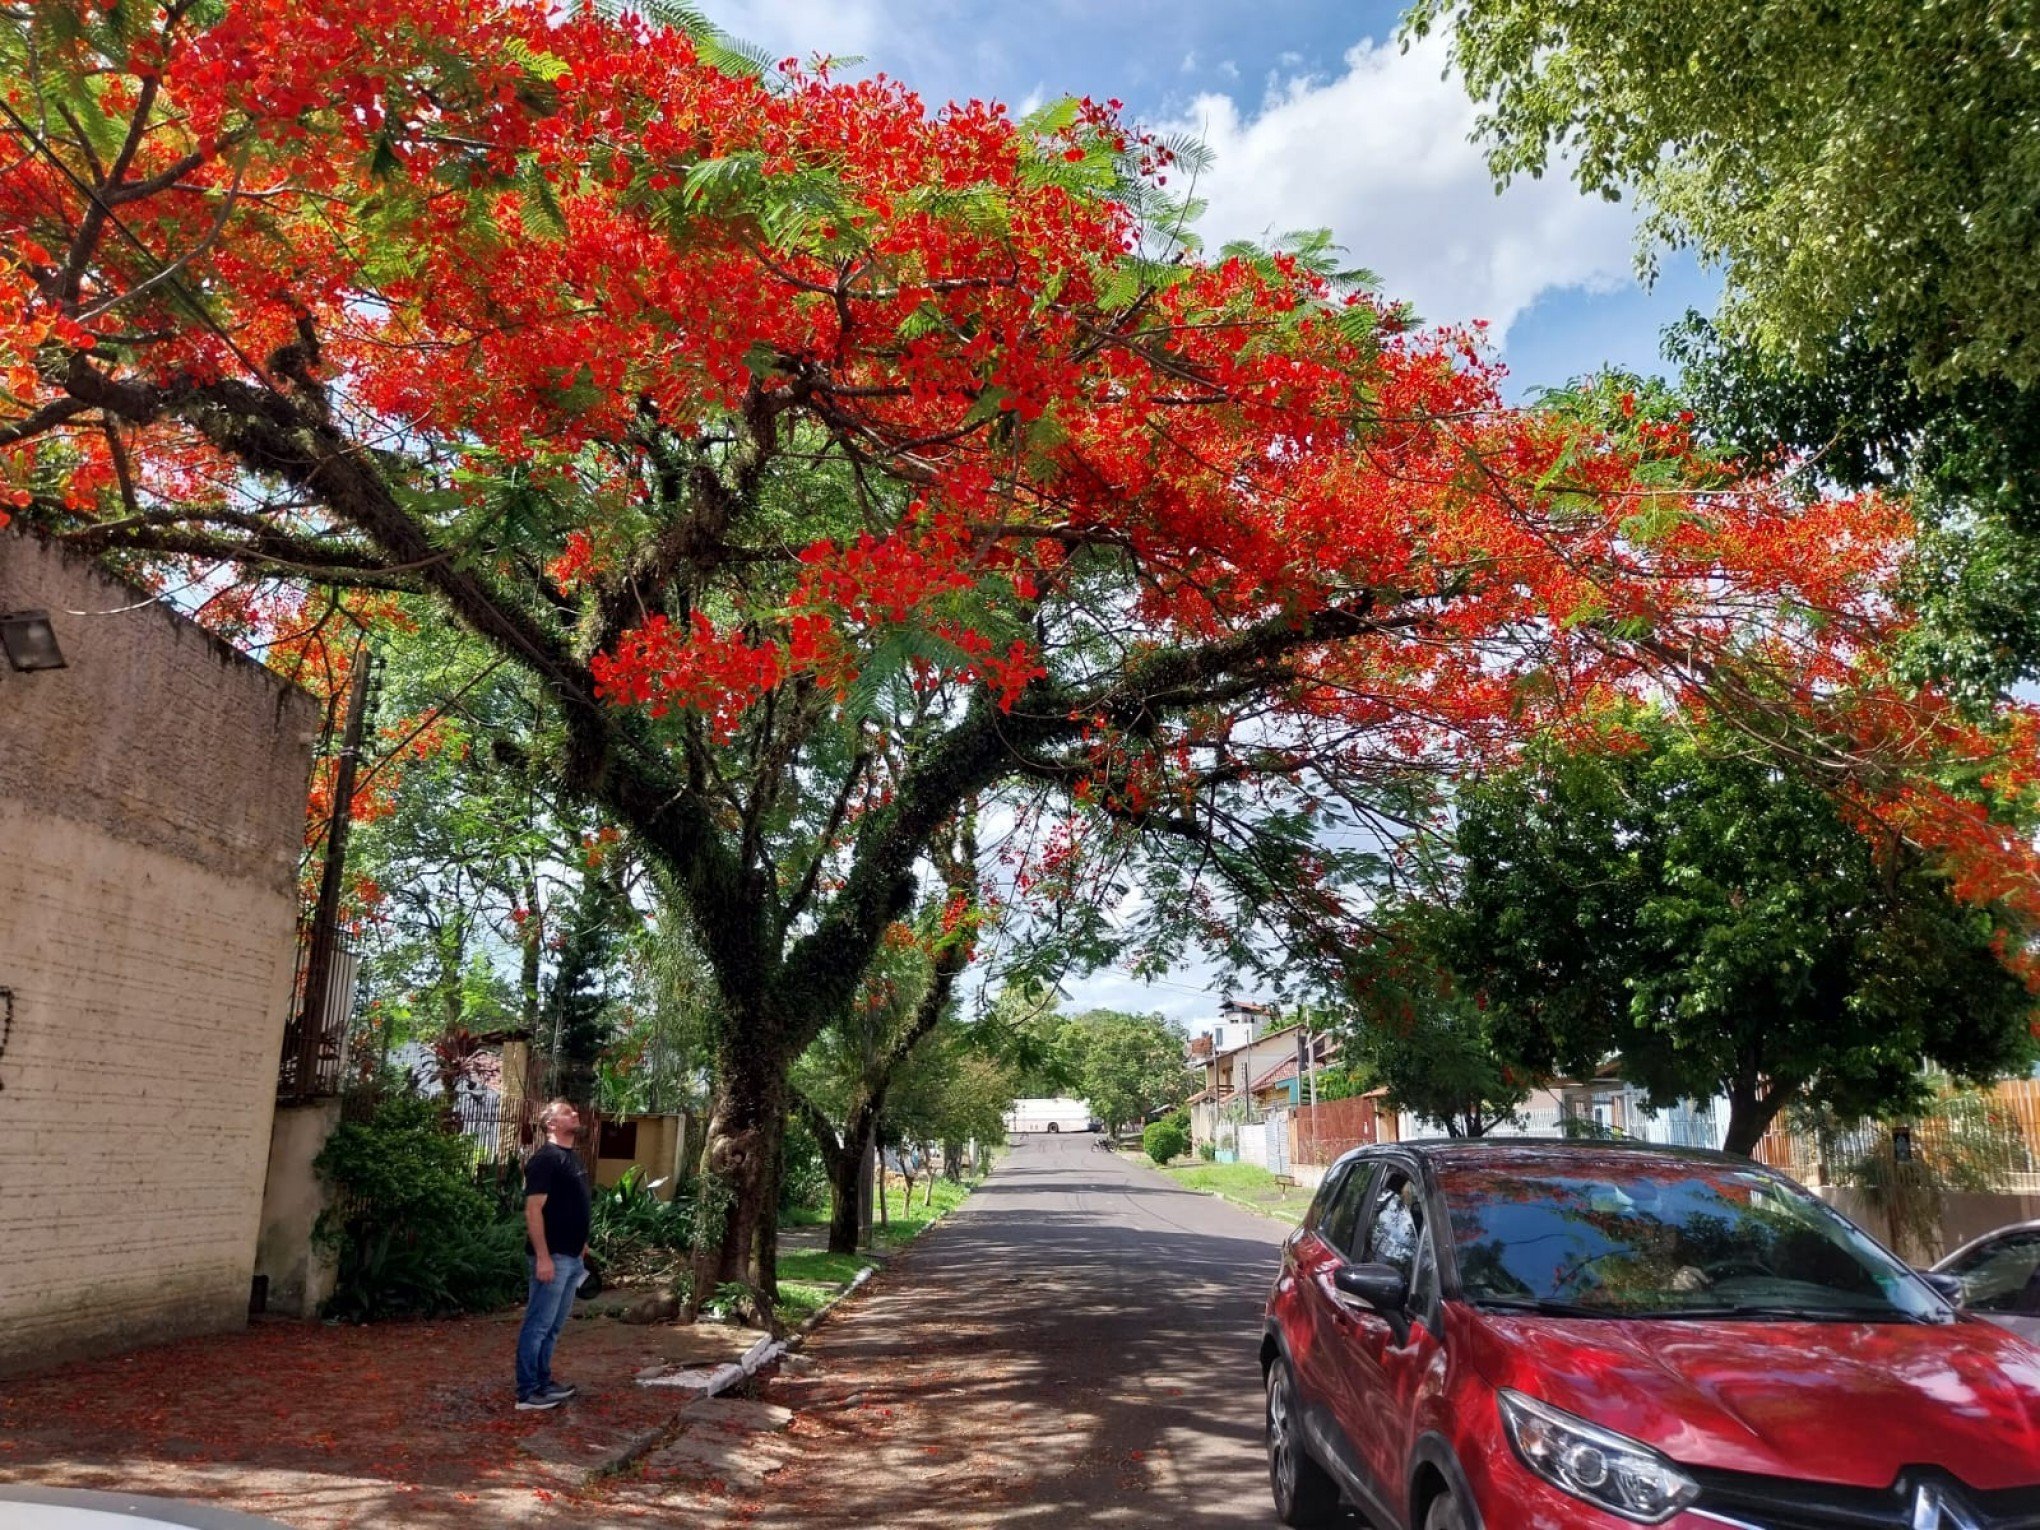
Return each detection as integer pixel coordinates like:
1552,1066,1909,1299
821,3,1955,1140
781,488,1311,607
516,156,569,240
502,36,571,83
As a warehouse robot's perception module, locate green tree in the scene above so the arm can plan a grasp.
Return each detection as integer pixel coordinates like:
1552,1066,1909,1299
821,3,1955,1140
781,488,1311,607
1072,1010,1189,1136
883,1023,1020,1185
792,833,977,1254
1407,0,2040,391
1339,915,1532,1137
1449,723,2036,1154
1408,0,2040,689
346,616,641,1095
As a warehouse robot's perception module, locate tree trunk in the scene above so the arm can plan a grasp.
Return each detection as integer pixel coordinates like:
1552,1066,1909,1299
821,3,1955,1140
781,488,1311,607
1722,1078,1789,1158
857,1135,875,1248
686,1029,787,1318
826,1143,861,1254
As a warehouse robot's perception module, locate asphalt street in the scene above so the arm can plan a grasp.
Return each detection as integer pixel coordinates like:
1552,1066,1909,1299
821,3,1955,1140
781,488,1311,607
754,1132,1313,1528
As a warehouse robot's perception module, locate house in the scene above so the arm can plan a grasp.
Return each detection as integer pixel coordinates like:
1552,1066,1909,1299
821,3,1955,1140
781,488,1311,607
1187,1021,1331,1151
1,529,319,1372
1244,1034,1340,1112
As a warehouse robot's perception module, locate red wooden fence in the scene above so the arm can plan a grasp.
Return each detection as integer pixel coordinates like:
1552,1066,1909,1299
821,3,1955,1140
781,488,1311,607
1289,1094,1392,1168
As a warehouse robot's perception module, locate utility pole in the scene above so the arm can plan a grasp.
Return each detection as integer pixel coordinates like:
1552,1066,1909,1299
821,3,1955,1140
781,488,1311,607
292,646,376,1098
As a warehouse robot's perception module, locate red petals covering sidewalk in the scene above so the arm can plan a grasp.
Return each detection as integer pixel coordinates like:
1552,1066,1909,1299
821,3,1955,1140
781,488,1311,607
0,1311,749,1527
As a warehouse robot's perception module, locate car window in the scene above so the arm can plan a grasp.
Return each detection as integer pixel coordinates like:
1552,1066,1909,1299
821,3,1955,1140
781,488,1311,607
1318,1162,1375,1258
1304,1161,1352,1234
1362,1167,1425,1281
1946,1233,2040,1313
1436,1152,1943,1322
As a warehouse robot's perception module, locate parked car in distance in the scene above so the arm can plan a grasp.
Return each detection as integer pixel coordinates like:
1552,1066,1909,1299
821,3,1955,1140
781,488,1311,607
1263,1139,2040,1530
1002,1097,1097,1134
1934,1219,2040,1346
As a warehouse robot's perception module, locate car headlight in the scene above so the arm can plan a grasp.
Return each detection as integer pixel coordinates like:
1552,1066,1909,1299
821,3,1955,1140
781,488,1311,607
1498,1389,1700,1524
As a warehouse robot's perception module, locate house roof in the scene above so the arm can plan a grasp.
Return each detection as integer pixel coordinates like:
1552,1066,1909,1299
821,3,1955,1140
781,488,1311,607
1246,1034,1341,1094
1210,1020,1304,1064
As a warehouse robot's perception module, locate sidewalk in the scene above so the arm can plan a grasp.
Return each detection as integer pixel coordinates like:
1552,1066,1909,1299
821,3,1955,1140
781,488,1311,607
0,1305,759,1527
0,1200,974,1527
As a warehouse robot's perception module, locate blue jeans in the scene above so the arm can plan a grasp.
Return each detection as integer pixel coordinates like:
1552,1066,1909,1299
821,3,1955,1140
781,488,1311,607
515,1252,582,1400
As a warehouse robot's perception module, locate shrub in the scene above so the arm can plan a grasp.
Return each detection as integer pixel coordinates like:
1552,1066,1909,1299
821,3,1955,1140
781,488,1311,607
779,1114,830,1216
315,1091,524,1320
1143,1119,1190,1165
1197,1140,1217,1162
589,1165,697,1280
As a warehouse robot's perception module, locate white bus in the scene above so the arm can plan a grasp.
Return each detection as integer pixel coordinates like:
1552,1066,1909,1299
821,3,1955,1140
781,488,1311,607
1003,1097,1097,1134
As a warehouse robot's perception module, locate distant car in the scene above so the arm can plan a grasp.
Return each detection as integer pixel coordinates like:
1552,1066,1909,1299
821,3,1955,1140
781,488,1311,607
1934,1219,2040,1345
1003,1097,1096,1134
0,1486,289,1527
1262,1139,2040,1530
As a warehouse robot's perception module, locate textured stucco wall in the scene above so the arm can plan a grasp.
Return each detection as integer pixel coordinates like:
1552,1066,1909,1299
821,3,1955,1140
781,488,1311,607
254,1099,343,1318
0,530,317,1374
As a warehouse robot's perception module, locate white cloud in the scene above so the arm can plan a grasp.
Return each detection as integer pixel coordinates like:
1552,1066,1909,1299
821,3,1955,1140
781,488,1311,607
1166,34,1636,346
1181,50,1199,73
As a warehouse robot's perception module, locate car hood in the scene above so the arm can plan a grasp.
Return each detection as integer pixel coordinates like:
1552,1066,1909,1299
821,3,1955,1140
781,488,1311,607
1459,1304,2040,1490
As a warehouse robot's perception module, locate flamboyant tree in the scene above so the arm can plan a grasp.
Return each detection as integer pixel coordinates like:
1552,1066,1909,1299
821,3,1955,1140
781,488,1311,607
3,2,2033,1300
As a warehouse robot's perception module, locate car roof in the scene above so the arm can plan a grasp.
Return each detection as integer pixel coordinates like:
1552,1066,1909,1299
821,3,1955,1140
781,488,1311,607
1332,1136,1763,1174
1935,1219,2040,1269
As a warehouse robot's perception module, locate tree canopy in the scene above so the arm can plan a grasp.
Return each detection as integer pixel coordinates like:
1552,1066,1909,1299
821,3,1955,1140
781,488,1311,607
3,0,2033,1296
1444,722,2037,1154
1407,0,2040,392
1408,0,2040,690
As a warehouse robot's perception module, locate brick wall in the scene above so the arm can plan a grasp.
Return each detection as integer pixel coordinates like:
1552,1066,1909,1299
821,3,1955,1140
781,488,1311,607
0,530,317,1373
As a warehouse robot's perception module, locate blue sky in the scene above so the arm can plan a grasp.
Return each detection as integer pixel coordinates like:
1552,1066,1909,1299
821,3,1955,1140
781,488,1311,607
698,0,1719,1025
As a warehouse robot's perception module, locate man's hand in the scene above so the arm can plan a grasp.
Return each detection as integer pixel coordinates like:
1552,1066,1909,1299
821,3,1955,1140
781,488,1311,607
536,1252,556,1285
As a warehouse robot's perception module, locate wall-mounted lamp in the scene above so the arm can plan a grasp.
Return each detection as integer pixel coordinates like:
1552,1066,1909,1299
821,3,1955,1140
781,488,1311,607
0,609,65,672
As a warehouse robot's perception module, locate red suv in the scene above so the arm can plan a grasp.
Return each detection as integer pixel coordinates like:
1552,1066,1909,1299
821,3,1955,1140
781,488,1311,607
1262,1140,2040,1529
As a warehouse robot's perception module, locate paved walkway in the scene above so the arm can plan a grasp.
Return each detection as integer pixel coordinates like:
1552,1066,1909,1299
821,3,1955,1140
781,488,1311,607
723,1134,1299,1528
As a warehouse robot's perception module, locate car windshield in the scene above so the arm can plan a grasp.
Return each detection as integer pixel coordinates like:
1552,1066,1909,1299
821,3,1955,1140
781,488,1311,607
1438,1153,1944,1322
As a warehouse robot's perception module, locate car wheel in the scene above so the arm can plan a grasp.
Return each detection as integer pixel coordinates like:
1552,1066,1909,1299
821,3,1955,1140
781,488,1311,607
1425,1489,1471,1530
1266,1358,1340,1527
1047,1122,1060,1133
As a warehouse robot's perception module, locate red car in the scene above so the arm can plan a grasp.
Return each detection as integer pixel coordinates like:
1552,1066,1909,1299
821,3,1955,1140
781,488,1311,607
1261,1140,2040,1529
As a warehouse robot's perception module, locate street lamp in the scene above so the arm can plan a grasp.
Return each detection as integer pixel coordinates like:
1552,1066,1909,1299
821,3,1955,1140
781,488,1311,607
0,610,65,672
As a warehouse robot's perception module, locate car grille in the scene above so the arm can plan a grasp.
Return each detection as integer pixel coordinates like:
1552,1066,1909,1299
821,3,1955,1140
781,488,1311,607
1689,1467,2040,1529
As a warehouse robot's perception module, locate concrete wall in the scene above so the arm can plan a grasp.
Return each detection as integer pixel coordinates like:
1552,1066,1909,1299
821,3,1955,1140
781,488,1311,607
595,1112,689,1199
254,1100,343,1317
0,530,317,1374
1815,1184,2040,1265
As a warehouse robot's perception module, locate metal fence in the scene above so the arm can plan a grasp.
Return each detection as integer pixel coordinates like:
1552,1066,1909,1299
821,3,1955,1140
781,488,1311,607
450,1093,529,1167
1755,1078,2040,1193
275,940,358,1102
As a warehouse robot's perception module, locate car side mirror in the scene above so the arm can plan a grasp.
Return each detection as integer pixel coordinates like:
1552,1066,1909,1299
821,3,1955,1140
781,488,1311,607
1334,1262,1410,1314
1921,1271,1965,1307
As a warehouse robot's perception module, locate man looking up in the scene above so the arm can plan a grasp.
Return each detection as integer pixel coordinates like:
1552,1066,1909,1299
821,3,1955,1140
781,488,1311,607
515,1099,591,1410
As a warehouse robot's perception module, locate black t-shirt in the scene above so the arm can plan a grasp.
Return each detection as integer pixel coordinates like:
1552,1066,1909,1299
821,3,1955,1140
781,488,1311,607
524,1142,592,1258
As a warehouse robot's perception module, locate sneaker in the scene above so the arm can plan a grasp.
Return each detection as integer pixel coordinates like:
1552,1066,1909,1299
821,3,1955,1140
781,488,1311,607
539,1381,579,1401
516,1393,561,1411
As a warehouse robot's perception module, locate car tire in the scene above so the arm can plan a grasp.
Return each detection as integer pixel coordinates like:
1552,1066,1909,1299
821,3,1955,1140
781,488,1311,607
1425,1490,1471,1530
1047,1122,1060,1133
1266,1358,1341,1527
